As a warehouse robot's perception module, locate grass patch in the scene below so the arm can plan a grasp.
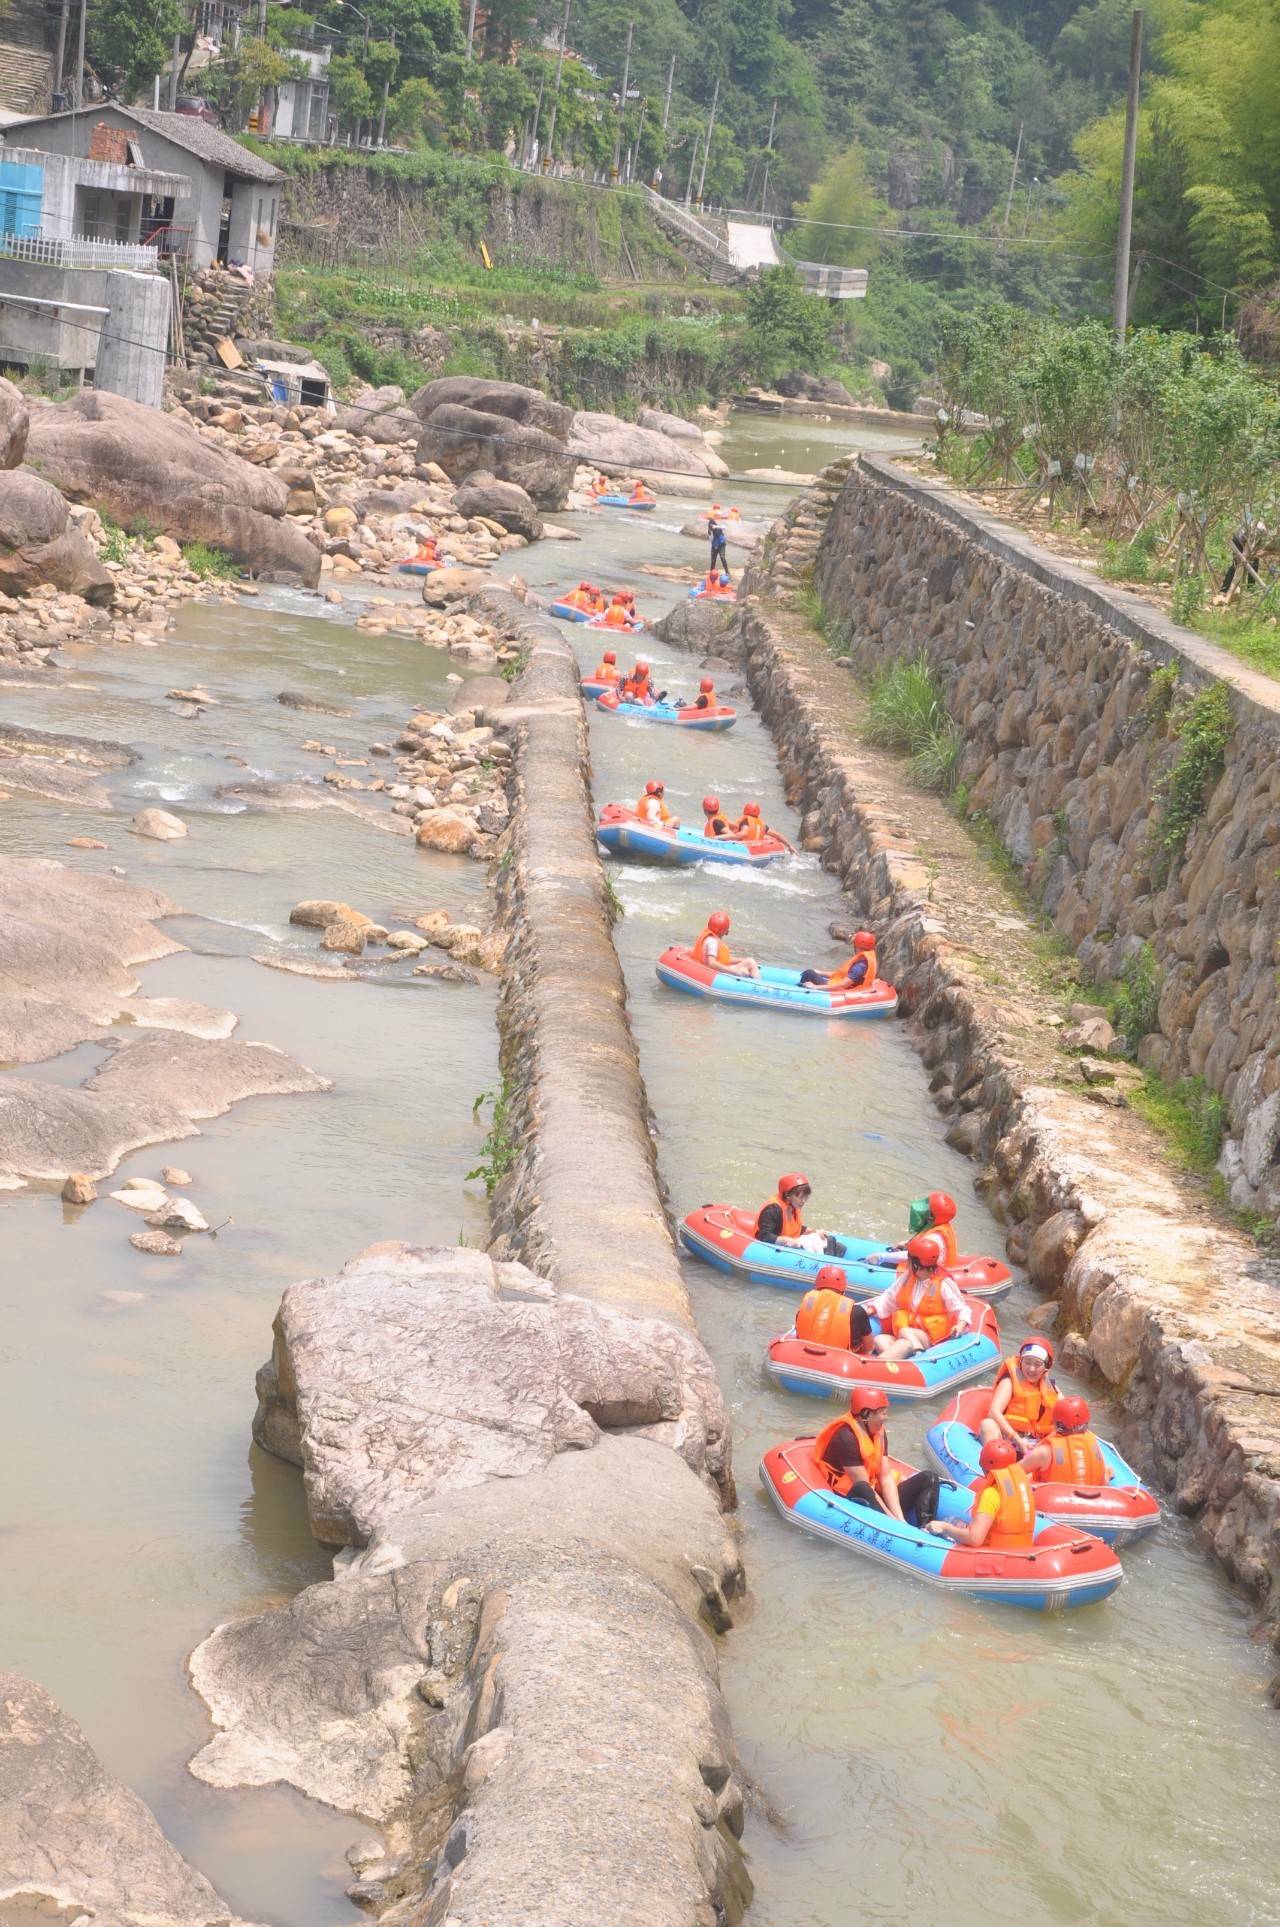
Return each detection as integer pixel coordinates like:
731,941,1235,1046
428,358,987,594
601,868,625,923
98,519,132,565
467,1078,517,1197
499,647,528,685
865,651,962,793
1192,606,1280,681
182,541,239,581
1151,681,1235,881
1098,942,1161,1051
1129,1070,1226,1173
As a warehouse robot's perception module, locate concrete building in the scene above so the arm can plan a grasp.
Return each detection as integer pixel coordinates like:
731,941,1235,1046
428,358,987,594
0,102,284,273
272,45,331,143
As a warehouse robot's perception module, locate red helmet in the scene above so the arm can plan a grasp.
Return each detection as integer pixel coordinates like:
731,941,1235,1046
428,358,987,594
851,1387,890,1417
905,1231,946,1270
1019,1337,1055,1367
776,1171,810,1197
700,677,714,692
853,930,875,950
927,1190,957,1223
645,779,663,796
743,801,761,817
708,910,731,935
702,795,721,814
814,1265,847,1295
980,1438,1019,1472
635,661,650,676
603,650,617,664
1054,1396,1091,1432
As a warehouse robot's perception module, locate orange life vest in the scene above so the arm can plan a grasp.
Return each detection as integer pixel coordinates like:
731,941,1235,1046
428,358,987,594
826,950,873,992
737,815,767,844
704,812,729,837
796,1288,853,1352
757,1190,804,1239
602,602,632,629
995,1357,1059,1438
636,794,671,823
1041,1430,1109,1487
889,1269,957,1347
981,1462,1036,1549
592,660,620,682
693,925,731,970
929,1220,959,1265
620,674,649,701
814,1415,884,1496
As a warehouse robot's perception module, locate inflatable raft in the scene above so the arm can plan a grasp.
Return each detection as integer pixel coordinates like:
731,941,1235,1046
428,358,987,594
595,493,657,510
580,675,618,699
549,599,592,622
596,804,786,867
596,693,736,732
657,946,897,1016
925,1388,1161,1543
585,615,646,635
678,1204,1013,1301
397,560,439,576
765,1299,1001,1404
760,1438,1124,1611
688,582,737,601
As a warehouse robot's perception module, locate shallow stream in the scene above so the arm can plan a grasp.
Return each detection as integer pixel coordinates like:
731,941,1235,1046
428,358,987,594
4,410,1277,1925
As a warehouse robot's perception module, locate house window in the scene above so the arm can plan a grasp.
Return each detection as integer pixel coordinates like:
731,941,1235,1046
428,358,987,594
0,160,43,238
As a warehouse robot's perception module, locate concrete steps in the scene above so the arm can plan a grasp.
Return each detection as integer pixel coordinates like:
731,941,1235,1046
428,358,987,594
0,37,52,112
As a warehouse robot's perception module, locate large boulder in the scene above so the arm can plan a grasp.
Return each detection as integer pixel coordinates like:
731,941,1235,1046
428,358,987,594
0,376,28,468
331,385,419,445
652,593,740,660
415,403,575,508
25,391,321,586
568,409,730,483
408,376,572,442
452,473,543,539
776,371,857,405
637,405,705,443
0,469,114,603
0,1671,257,1927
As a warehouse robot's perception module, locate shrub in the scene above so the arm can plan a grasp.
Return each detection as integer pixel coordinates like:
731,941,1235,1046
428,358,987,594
182,541,239,580
1151,681,1235,879
865,652,961,792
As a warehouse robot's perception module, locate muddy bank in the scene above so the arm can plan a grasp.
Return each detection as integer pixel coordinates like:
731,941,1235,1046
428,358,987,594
733,464,1280,1690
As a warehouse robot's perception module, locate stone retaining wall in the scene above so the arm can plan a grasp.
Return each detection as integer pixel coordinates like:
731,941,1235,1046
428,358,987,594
814,456,1280,1230
734,467,1280,1692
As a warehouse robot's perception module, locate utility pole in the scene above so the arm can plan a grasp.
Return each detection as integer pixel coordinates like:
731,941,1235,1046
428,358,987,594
167,28,181,110
684,130,700,206
72,0,86,108
695,73,718,205
611,19,633,181
1001,120,1024,232
628,97,646,185
543,0,573,169
526,68,546,167
377,24,395,147
52,0,69,102
758,97,777,215
465,0,479,58
660,52,675,134
1113,8,1144,340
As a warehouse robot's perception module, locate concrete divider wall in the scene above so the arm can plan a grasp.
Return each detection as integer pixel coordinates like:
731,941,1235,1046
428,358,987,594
734,470,1280,1693
813,456,1280,1234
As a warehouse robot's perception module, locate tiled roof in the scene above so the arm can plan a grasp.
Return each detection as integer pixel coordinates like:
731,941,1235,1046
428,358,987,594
1,101,284,182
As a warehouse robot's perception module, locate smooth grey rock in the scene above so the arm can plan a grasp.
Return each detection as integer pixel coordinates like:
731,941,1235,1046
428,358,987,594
0,1670,258,1927
131,806,187,841
452,476,543,540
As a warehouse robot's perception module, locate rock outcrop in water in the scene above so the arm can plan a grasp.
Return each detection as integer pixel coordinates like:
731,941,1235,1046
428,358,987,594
0,1672,259,1927
190,1243,747,1927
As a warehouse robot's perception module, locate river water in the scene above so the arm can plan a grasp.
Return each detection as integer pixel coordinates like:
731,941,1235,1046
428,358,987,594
3,410,1278,1925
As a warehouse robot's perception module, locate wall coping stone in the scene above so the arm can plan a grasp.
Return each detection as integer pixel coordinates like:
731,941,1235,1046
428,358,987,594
862,454,1280,726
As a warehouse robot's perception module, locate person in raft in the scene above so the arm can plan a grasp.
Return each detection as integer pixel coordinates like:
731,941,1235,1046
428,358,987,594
755,1173,848,1256
927,1438,1037,1549
599,593,641,631
979,1338,1059,1454
816,1388,941,1527
865,1230,971,1360
636,778,678,829
692,676,719,711
692,909,760,979
619,660,657,703
795,1264,875,1354
630,479,656,503
702,795,733,837
1020,1396,1111,1486
591,647,621,683
800,929,877,991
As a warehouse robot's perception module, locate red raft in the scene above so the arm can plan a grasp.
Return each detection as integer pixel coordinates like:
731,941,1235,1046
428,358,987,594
678,1203,1013,1300
765,1296,1001,1404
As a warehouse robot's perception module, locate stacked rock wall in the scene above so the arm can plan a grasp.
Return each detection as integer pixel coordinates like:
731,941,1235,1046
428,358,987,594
813,456,1280,1229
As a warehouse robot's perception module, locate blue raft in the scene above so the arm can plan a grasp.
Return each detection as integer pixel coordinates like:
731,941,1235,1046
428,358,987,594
596,694,736,731
677,1204,1013,1301
657,947,897,1017
595,805,786,866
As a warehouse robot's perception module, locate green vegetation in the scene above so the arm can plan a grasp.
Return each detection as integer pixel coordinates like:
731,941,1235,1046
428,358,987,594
601,870,626,923
98,520,132,566
181,542,240,581
468,1079,518,1197
1130,1070,1227,1174
865,651,961,792
1151,681,1235,879
1099,942,1161,1052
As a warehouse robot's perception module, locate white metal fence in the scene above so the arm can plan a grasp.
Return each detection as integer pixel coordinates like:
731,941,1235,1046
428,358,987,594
0,231,167,272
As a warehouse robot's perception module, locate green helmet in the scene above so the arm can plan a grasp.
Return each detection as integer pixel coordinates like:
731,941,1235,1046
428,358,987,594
907,1196,932,1236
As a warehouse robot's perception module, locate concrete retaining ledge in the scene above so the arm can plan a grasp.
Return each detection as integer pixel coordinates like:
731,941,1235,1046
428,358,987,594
734,471,1280,1690
481,590,697,1333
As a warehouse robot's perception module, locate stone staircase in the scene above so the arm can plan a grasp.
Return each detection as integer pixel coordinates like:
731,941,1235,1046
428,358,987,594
0,0,52,114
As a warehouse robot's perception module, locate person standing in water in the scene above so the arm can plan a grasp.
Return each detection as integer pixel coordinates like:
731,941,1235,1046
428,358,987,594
708,518,730,574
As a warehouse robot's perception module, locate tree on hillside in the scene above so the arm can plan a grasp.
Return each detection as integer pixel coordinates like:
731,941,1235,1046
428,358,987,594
741,265,833,381
87,0,184,101
792,141,886,268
